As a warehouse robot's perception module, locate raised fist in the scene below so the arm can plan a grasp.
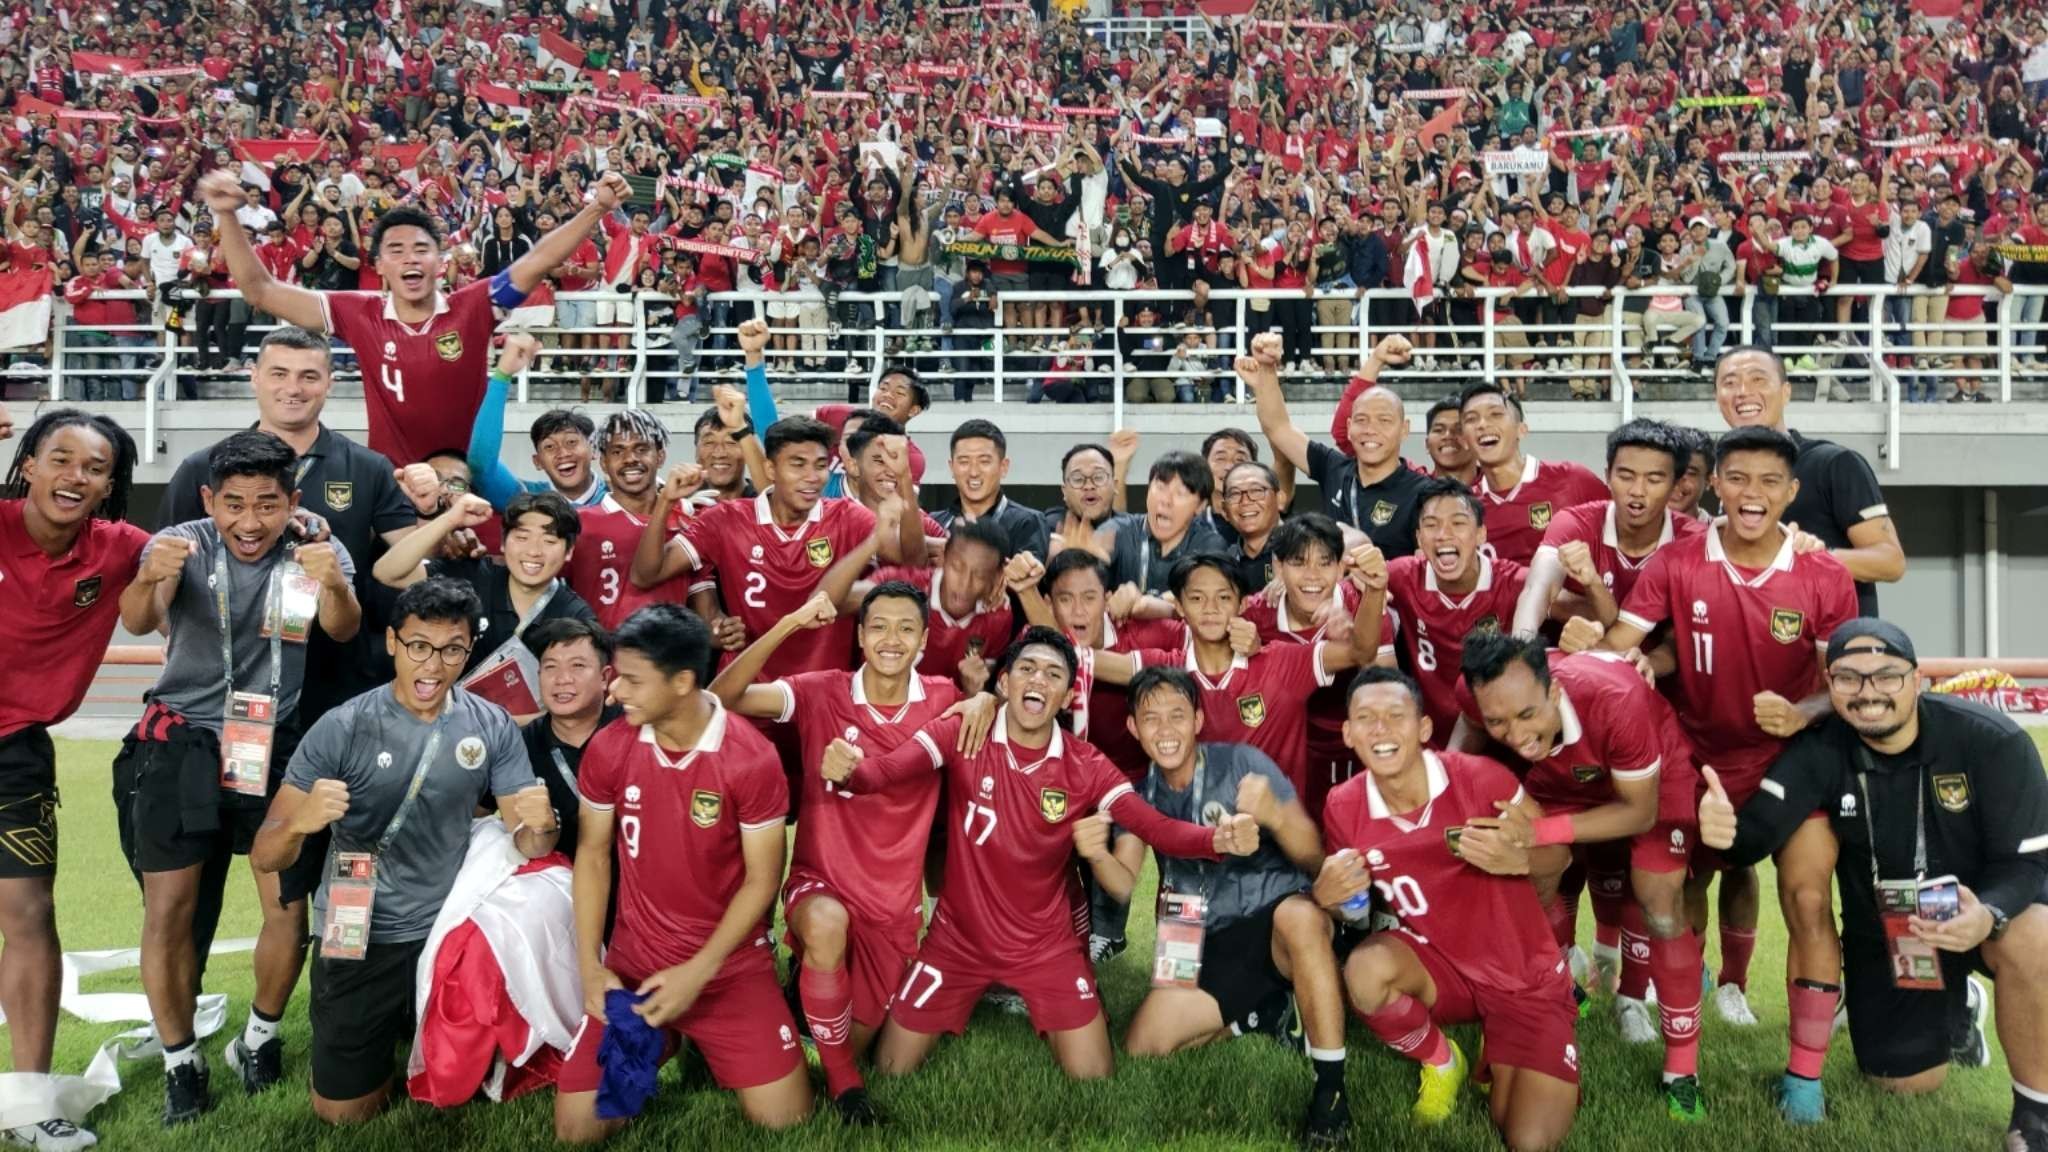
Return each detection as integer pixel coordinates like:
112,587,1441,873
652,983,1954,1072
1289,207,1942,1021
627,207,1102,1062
141,534,194,584
737,317,770,363
1558,616,1605,654
295,541,348,591
661,463,706,504
821,738,864,784
444,493,496,529
294,778,351,834
195,169,248,213
1556,540,1599,587
1213,812,1261,857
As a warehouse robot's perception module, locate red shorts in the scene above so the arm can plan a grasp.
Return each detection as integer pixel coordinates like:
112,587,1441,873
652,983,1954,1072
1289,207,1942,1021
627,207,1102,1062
1301,741,1359,825
782,870,919,1030
1403,929,1581,1085
887,921,1101,1036
557,959,802,1093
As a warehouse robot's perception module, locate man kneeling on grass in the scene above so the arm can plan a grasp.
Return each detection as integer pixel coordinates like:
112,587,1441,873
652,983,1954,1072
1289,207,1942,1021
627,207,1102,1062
1090,666,1352,1150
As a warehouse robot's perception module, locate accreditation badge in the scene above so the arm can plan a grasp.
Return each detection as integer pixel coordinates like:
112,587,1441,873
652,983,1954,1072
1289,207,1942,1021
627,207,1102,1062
263,562,320,643
1151,890,1207,990
220,691,275,798
322,851,378,962
1876,879,1943,991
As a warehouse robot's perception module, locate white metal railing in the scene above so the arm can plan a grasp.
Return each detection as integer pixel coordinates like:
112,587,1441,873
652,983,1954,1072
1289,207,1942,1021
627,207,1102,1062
1079,14,1218,52
16,283,2043,469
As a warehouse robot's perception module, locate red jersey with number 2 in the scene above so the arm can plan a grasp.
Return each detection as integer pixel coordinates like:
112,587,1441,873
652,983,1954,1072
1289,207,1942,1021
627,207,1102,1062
321,279,500,467
675,493,877,681
1385,554,1527,744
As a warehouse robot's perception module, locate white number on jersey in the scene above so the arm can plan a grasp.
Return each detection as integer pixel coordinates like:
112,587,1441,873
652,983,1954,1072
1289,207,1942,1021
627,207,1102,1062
619,815,642,860
1374,874,1430,919
963,802,999,846
743,571,768,609
1692,631,1714,675
379,364,405,403
599,568,621,606
1414,637,1438,672
899,961,945,1009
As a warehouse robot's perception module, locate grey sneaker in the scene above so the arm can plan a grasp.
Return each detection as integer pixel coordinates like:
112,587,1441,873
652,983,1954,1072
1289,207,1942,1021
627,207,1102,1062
1,1120,98,1151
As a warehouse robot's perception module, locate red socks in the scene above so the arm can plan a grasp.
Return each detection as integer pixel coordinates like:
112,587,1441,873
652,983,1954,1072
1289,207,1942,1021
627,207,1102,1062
1786,979,1840,1080
800,962,861,1097
1650,929,1704,1078
1618,903,1654,1000
1718,926,1758,991
1362,993,1452,1068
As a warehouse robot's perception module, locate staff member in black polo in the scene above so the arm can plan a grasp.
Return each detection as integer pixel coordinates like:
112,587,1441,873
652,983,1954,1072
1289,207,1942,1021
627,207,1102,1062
1700,619,2048,1151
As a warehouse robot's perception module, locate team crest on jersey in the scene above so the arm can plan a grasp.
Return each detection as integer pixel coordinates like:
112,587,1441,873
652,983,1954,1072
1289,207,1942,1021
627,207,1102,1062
1571,763,1603,783
72,575,102,608
805,538,834,568
1528,502,1553,531
1768,607,1805,645
324,481,354,511
1370,499,1396,527
1237,694,1266,728
1444,825,1466,858
435,331,463,362
456,736,487,770
1038,788,1068,823
1933,773,1971,813
691,789,723,827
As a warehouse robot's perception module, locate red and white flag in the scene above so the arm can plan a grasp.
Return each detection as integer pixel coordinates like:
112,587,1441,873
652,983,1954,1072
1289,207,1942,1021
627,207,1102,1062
537,28,584,79
502,282,555,329
0,270,53,350
1403,232,1437,309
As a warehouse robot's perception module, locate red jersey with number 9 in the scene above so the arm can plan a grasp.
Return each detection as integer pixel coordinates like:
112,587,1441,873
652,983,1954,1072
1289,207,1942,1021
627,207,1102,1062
675,494,877,681
1385,554,1528,745
320,279,501,467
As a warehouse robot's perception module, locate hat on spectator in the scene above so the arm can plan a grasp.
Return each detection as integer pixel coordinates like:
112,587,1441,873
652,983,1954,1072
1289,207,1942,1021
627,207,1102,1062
1825,618,1916,668
1687,217,1712,230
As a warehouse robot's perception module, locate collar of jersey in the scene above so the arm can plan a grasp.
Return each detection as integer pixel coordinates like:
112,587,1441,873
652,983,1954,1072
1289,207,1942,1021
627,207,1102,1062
637,700,729,768
1365,749,1451,829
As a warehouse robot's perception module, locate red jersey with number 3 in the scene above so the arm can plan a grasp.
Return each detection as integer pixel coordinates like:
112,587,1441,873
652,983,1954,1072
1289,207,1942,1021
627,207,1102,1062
675,493,877,680
1473,456,1609,567
769,668,959,926
1130,639,1337,796
1322,750,1563,992
320,279,501,467
576,707,789,982
570,497,694,631
1616,522,1857,792
1534,500,1708,606
1385,554,1528,744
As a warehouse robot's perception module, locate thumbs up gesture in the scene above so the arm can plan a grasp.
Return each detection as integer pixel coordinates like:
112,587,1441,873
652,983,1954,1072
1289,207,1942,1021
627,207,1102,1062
1698,766,1737,850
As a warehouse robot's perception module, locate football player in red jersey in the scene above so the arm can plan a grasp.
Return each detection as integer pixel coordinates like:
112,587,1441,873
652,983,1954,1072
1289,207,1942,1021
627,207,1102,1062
1384,479,1528,744
1458,383,1609,567
197,168,633,468
1575,425,1859,1125
1315,668,1579,1151
816,516,1019,694
709,586,988,1123
821,628,1257,1080
1512,418,1708,636
569,410,700,631
556,605,811,1140
1458,634,1708,1121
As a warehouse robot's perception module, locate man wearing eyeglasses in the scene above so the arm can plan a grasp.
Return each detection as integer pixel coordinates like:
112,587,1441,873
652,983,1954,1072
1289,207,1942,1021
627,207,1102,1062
1699,619,2048,1150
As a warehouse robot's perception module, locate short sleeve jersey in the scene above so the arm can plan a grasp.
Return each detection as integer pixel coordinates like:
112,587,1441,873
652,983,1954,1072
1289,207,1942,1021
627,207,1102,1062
1321,749,1563,992
1474,456,1610,567
1534,500,1708,606
0,503,149,738
1616,522,1859,789
321,278,501,467
868,565,1016,682
1786,430,1891,616
676,493,876,681
768,668,960,925
570,496,693,631
577,706,790,982
1385,554,1528,742
1131,639,1336,797
1241,584,1394,762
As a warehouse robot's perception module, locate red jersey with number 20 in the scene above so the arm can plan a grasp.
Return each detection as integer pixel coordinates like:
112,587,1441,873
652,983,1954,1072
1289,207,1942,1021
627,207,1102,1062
321,279,501,467
1617,522,1857,792
769,668,959,926
576,707,790,983
676,493,877,680
1321,749,1561,992
1385,554,1527,744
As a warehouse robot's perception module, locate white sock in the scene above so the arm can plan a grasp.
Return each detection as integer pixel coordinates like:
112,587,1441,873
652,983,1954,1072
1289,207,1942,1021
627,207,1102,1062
244,1010,280,1049
163,1039,200,1072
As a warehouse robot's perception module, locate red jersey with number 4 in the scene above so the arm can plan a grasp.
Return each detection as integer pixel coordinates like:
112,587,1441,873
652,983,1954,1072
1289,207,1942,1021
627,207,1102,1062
1321,749,1563,992
576,707,790,982
321,279,501,467
1474,456,1609,567
1131,639,1337,797
675,493,876,680
1455,650,1698,823
868,565,1015,683
1617,522,1857,793
1385,554,1527,744
858,713,1136,967
1534,500,1708,607
769,668,959,925
570,497,694,630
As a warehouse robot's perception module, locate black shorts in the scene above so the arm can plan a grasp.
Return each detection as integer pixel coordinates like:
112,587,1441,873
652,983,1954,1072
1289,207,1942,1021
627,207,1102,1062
1197,895,1294,1028
112,709,289,874
1839,256,1887,285
0,726,60,879
309,937,426,1101
1027,266,1070,292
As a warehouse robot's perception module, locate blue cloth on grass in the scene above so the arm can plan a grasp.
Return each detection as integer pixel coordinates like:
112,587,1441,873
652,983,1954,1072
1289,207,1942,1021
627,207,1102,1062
595,988,664,1119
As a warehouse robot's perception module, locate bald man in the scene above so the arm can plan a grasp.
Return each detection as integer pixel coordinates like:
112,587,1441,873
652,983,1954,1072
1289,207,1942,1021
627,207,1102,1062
1244,333,1428,558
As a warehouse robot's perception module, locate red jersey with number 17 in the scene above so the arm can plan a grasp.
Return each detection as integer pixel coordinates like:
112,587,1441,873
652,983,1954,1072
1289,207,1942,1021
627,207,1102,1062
1385,554,1527,744
321,278,501,467
570,496,696,631
675,493,877,680
768,668,960,927
1616,522,1857,794
1534,500,1708,607
1321,749,1563,993
576,707,789,983
1474,456,1609,567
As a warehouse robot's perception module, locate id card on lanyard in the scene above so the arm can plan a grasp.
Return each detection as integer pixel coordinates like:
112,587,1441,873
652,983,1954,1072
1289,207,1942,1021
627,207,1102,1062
1147,754,1215,990
1858,752,1943,991
322,727,444,961
214,544,301,797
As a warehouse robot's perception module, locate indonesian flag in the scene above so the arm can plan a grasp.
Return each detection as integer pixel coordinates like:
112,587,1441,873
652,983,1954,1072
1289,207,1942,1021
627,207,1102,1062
375,140,429,178
502,282,555,328
70,51,147,76
233,138,319,168
1403,231,1436,309
537,28,584,79
0,270,54,351
1197,0,1257,15
1418,98,1467,150
475,81,527,113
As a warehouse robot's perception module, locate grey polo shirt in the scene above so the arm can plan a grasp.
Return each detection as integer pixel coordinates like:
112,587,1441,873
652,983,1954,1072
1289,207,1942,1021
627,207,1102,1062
1125,742,1309,930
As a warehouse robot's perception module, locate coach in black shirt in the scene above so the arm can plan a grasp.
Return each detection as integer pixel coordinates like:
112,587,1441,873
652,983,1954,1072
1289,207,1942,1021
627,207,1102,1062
932,418,1050,560
1702,619,2048,1149
1715,346,1906,615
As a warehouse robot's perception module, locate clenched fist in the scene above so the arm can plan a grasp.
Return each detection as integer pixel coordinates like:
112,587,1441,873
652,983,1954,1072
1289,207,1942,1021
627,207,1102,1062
821,738,864,784
295,541,349,592
1212,812,1260,857
660,463,706,505
293,778,351,835
1003,551,1045,596
712,385,748,430
195,169,248,213
1556,540,1599,588
1752,691,1808,738
1558,616,1605,654
1226,616,1262,657
1346,542,1388,595
590,170,632,212
442,493,496,530
787,591,837,631
510,786,556,832
1072,810,1114,862
396,463,443,514
737,317,770,364
1235,773,1276,827
140,534,194,584
1368,333,1413,369
495,331,540,378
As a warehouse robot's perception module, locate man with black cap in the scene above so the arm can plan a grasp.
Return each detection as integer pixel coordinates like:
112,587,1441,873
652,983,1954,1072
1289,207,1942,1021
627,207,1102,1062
1700,618,2048,1149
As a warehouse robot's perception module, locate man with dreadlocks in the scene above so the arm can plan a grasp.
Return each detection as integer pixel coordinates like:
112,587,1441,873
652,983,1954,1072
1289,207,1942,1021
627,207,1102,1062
568,406,701,631
0,407,144,1152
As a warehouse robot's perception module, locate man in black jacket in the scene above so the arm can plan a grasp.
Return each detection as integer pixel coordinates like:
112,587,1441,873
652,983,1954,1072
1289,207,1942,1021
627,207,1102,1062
1116,144,1231,290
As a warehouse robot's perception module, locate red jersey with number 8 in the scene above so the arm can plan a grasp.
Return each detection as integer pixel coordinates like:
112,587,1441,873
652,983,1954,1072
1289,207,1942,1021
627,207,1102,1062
1385,554,1527,745
321,279,501,467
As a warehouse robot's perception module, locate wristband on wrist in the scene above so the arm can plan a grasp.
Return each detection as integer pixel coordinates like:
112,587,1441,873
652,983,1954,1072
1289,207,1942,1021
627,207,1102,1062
489,370,513,385
1531,814,1577,847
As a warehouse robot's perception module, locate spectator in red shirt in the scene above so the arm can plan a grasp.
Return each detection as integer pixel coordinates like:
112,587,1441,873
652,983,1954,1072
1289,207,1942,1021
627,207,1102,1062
64,249,145,401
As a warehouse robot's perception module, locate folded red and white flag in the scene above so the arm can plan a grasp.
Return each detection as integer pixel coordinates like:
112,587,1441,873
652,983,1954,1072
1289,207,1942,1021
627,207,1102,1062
0,270,53,351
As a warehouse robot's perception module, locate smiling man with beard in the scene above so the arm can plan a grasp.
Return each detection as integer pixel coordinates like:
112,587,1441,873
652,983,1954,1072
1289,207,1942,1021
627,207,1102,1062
566,409,698,632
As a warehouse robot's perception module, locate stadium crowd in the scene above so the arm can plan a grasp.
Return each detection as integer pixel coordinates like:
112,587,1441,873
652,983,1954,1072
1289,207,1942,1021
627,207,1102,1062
2,0,2048,1151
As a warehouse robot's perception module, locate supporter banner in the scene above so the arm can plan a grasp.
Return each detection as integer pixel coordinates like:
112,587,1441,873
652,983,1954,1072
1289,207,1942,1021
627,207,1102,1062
13,95,60,118
1678,95,1765,108
70,52,147,75
913,64,969,80
526,81,587,95
944,240,1079,264
890,85,924,96
0,269,53,351
1256,19,1344,29
705,151,747,168
810,90,872,102
860,140,904,171
669,177,732,199
622,173,660,207
1400,87,1471,101
1902,143,1974,160
1194,117,1225,138
131,67,205,80
978,115,1064,135
1057,106,1117,117
1715,150,1810,165
569,93,641,118
1130,132,1190,145
1996,245,2048,260
55,109,122,123
374,141,428,173
668,236,759,264
1872,134,1937,148
640,92,717,108
1483,150,1547,175
1549,125,1632,139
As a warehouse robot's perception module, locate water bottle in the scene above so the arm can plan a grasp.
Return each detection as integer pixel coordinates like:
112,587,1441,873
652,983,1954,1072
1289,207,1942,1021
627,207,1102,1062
1334,849,1373,926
